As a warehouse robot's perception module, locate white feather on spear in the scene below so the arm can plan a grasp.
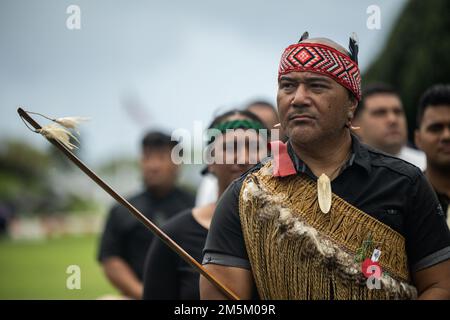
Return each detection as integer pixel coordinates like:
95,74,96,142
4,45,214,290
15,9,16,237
19,110,89,150
37,124,80,150
54,117,90,134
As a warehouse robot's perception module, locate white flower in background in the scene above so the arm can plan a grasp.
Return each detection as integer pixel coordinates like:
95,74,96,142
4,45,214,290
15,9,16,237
37,124,79,150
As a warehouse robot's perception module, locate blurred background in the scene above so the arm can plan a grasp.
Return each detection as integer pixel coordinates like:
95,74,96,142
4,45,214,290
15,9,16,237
0,0,449,299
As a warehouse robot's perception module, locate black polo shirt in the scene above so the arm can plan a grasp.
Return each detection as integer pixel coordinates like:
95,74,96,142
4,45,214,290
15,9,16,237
98,187,195,280
203,135,450,275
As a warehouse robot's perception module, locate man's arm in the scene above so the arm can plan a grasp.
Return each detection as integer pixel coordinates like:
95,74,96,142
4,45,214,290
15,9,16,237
200,264,254,300
102,257,143,299
413,259,450,300
404,171,450,300
200,178,256,300
98,205,143,299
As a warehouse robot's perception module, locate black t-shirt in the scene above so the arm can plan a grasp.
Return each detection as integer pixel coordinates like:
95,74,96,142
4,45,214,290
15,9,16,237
436,191,449,219
98,188,195,280
423,170,449,220
203,135,450,275
142,210,208,300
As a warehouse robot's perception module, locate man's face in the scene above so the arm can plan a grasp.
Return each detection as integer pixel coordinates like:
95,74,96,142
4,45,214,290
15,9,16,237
277,71,355,145
415,105,450,170
141,147,178,191
355,94,407,154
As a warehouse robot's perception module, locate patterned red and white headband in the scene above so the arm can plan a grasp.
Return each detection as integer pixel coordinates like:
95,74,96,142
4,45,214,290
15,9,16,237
278,36,362,101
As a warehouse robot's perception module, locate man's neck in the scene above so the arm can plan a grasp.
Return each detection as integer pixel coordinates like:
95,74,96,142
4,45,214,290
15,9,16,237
382,144,402,156
146,185,174,199
291,130,352,179
425,166,450,198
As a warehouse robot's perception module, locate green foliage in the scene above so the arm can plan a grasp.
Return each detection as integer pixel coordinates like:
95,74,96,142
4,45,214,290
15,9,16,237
63,194,102,214
0,139,101,216
0,140,50,183
0,140,53,215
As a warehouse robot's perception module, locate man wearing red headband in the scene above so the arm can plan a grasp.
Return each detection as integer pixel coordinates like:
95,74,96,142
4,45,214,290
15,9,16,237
200,33,450,300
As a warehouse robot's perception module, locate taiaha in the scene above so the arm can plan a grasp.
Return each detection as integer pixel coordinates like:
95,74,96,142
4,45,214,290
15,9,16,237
17,107,239,300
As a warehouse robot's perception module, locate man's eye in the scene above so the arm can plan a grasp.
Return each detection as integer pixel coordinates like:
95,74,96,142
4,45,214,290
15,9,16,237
310,83,329,90
372,110,387,117
280,82,295,89
427,124,444,133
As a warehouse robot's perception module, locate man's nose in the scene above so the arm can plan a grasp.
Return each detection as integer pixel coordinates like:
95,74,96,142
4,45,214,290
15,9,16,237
441,126,450,140
147,162,161,171
386,110,400,125
292,84,310,107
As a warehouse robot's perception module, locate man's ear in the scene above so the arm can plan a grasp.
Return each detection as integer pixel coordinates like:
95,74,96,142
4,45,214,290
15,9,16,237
345,97,358,123
414,129,423,150
349,96,358,114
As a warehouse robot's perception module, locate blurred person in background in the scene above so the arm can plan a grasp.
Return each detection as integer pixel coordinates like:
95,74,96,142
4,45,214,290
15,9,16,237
98,131,195,299
195,104,273,207
142,110,267,299
0,203,13,236
245,100,279,131
246,100,287,142
415,84,450,227
353,83,426,170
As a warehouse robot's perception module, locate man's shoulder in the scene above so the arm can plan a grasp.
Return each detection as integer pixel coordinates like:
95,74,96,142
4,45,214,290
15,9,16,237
127,190,149,203
363,144,422,183
117,190,148,208
159,209,193,238
398,146,427,170
172,187,196,205
232,157,272,189
108,191,148,221
215,158,272,205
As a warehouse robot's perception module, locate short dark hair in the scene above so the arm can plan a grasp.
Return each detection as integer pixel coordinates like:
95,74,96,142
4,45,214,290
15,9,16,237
416,84,450,127
142,131,178,152
355,83,399,118
245,100,277,113
207,109,267,130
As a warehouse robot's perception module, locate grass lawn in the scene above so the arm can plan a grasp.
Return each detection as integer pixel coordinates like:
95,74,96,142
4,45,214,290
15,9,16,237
0,234,118,299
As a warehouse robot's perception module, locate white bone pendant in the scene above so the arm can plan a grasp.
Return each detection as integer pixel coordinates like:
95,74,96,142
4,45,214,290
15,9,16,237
318,173,332,214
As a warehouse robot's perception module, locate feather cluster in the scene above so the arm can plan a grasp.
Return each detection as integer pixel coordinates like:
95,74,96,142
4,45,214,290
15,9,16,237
54,117,89,134
298,31,309,43
348,32,359,64
37,116,88,150
37,124,79,150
